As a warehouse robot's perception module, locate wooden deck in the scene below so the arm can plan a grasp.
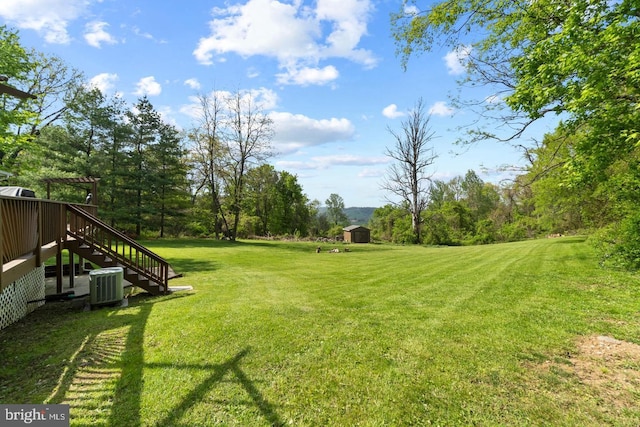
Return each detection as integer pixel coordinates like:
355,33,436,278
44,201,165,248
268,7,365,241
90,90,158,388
1,196,178,296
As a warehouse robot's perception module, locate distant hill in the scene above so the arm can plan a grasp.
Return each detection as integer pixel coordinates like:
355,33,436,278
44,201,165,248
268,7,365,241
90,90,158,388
318,206,377,225
344,207,376,225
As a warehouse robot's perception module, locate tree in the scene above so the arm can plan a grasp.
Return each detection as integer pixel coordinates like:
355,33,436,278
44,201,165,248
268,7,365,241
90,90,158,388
325,193,348,226
223,90,274,240
32,87,116,203
381,98,438,243
3,47,84,174
0,26,38,171
99,95,133,228
271,171,310,236
392,0,640,262
460,171,500,226
149,122,190,237
188,92,229,238
524,128,609,233
125,97,161,237
59,87,112,176
368,204,414,244
423,179,470,245
25,52,84,135
243,164,279,236
309,199,330,237
241,167,311,237
393,0,639,167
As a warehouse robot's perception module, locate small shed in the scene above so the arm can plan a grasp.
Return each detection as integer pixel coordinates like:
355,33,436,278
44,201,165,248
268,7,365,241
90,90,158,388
343,225,370,243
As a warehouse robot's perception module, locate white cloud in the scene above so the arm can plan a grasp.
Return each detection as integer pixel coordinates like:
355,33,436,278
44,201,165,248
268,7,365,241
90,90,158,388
157,105,180,128
193,0,377,85
403,5,419,16
184,78,201,90
193,0,316,65
134,76,162,96
247,68,260,79
180,95,202,119
87,73,119,93
382,104,405,119
180,87,279,119
84,21,118,48
130,25,167,44
315,0,376,67
0,0,89,44
277,154,387,170
358,168,385,178
242,87,278,110
444,45,472,75
276,65,339,86
270,112,355,154
429,101,455,117
132,26,153,40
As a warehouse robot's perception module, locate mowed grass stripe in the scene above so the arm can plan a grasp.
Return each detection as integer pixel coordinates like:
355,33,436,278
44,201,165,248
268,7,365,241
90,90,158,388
141,238,637,426
1,237,639,426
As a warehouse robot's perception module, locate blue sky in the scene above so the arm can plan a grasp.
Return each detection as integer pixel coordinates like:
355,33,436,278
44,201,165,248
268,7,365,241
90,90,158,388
0,0,555,207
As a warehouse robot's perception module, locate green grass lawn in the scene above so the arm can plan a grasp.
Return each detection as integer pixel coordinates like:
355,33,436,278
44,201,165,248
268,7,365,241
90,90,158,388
1,237,639,426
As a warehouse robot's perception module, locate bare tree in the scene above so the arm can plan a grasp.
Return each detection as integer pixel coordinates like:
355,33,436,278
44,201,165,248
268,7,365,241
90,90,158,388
224,90,274,240
188,89,273,240
189,92,229,238
382,98,438,243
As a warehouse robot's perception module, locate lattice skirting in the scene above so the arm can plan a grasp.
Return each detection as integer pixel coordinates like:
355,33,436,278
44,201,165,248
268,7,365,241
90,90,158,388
0,265,45,330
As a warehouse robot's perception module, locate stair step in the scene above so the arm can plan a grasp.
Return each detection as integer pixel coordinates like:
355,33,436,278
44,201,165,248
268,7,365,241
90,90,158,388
69,235,173,295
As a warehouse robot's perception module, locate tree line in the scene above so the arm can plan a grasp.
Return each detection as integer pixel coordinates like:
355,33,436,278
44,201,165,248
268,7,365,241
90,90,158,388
3,2,640,274
0,25,356,240
387,0,640,268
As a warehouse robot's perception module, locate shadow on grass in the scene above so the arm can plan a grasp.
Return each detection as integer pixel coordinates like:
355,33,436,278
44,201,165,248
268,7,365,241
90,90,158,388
147,349,284,427
139,238,238,250
550,236,587,244
0,292,283,426
168,256,220,274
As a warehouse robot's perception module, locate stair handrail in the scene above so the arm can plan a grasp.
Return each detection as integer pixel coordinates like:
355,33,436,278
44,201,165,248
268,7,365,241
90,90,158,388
65,204,170,292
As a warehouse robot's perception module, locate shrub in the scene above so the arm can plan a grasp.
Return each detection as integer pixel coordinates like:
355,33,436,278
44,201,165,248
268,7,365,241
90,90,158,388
590,212,640,270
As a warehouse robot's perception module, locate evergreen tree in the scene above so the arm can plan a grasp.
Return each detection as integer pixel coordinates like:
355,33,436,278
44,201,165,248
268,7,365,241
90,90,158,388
99,95,132,228
149,122,190,237
125,97,161,237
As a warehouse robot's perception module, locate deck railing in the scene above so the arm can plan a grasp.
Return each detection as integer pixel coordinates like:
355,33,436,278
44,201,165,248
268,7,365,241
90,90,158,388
66,204,169,290
1,196,63,290
0,196,41,265
0,195,167,292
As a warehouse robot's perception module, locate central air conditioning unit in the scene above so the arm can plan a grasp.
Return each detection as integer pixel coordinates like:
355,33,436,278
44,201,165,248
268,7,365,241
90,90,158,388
89,267,124,305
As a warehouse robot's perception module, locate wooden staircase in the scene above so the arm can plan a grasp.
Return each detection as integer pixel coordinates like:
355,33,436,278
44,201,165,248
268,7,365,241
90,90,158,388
64,204,180,296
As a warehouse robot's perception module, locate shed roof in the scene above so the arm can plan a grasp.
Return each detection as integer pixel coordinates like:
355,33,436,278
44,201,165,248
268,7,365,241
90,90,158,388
343,225,369,232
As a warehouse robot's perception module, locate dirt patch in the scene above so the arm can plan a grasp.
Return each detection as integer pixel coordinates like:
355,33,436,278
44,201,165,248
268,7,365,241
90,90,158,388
533,335,640,411
570,335,640,408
